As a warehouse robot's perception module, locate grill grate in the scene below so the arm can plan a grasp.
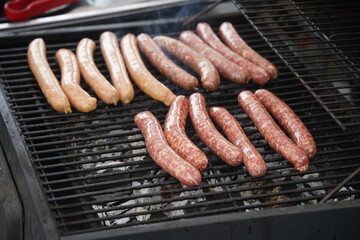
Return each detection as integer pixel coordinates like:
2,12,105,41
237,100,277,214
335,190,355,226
0,2,360,237
233,0,360,130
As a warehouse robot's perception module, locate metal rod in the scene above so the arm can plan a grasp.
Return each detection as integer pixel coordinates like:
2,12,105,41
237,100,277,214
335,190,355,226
319,166,360,203
182,0,223,27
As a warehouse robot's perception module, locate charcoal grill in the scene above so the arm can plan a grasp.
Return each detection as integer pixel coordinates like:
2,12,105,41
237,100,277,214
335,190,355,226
0,0,360,239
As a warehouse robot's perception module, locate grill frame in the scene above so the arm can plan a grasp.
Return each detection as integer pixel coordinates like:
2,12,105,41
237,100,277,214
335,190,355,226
0,1,360,239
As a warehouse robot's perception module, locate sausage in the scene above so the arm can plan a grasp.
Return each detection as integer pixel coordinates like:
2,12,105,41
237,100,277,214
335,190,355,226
153,36,220,91
100,31,134,104
137,33,198,90
27,38,71,113
189,93,243,166
179,30,249,84
55,48,97,112
134,111,202,186
76,38,120,105
164,95,208,171
196,22,270,85
120,34,176,106
219,22,278,79
254,89,316,158
238,90,308,171
209,107,266,177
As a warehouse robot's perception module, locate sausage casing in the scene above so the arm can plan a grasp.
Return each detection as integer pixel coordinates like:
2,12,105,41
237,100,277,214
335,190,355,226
219,22,278,79
27,38,71,113
121,34,176,106
189,93,243,166
153,36,220,91
238,90,309,171
100,31,134,104
134,111,202,186
164,95,208,170
179,30,249,84
196,22,270,85
76,38,120,105
209,107,266,177
254,89,316,158
137,33,198,90
55,48,97,112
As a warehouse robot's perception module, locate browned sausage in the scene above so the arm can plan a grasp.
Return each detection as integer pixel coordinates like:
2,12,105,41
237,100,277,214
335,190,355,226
100,31,134,104
137,33,198,90
254,89,316,158
209,107,266,177
153,36,220,91
189,93,243,166
27,38,71,113
55,48,97,112
76,38,120,105
238,90,308,171
196,22,270,85
164,95,208,171
134,111,202,186
219,22,278,79
121,34,176,106
179,30,249,84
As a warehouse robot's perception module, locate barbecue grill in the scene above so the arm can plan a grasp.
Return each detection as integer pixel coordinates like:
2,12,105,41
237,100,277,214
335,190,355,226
0,0,359,239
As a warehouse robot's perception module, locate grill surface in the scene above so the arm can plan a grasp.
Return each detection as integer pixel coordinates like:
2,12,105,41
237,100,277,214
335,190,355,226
0,0,360,238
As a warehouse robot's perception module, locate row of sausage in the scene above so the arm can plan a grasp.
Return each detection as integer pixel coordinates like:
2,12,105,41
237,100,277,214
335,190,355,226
27,22,278,113
135,90,316,186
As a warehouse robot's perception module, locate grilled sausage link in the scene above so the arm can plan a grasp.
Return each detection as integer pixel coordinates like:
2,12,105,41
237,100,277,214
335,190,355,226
179,30,249,84
121,34,176,106
137,33,198,90
134,111,202,186
219,22,278,79
254,89,316,158
76,38,120,105
189,93,243,166
55,48,97,112
238,90,309,171
153,36,220,91
209,107,266,177
196,22,270,85
100,31,134,104
27,38,71,113
164,95,208,170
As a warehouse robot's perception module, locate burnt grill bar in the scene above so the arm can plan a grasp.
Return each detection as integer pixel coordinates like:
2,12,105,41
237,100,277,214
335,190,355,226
0,0,360,239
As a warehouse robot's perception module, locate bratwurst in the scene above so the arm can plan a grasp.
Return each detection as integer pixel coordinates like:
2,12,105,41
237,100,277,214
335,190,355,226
121,34,176,106
27,38,71,113
76,38,120,105
55,48,97,112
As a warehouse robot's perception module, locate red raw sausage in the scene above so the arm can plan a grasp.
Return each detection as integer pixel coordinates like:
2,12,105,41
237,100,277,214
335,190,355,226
179,30,249,84
164,95,208,171
254,89,316,158
27,38,72,113
189,93,243,166
209,106,266,177
238,90,309,171
153,35,220,91
219,22,278,79
134,111,202,186
196,22,270,85
137,33,198,90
